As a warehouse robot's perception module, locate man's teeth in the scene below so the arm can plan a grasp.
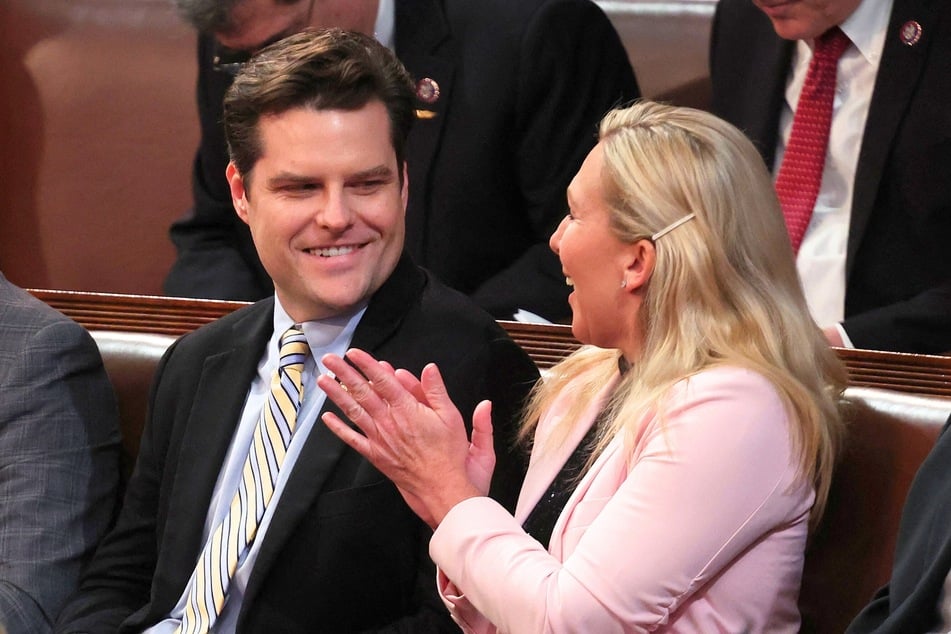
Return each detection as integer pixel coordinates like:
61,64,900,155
566,277,574,287
309,246,356,257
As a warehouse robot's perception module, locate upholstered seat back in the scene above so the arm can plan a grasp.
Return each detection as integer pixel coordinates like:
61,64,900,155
798,387,951,633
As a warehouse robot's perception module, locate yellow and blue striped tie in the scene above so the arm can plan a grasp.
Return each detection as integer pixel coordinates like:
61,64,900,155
177,325,309,634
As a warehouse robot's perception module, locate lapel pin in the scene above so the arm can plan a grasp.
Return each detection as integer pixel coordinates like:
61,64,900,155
414,109,438,120
899,20,922,46
415,77,440,104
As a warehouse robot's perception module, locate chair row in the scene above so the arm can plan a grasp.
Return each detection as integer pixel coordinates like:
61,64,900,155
29,288,951,633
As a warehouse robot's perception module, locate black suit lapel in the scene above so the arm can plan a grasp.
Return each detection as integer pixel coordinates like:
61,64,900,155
848,0,935,276
241,257,426,615
711,1,792,167
152,302,273,607
395,0,453,262
746,31,793,168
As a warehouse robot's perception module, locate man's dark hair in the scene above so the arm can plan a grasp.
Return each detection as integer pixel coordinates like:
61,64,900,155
223,28,416,183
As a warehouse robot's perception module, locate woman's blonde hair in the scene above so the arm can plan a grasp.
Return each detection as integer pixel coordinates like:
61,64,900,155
523,101,846,526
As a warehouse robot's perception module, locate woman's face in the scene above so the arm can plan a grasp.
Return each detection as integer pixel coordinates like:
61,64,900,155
550,143,636,350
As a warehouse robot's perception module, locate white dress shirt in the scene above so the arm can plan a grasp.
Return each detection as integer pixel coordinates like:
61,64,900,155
375,0,395,49
774,0,891,342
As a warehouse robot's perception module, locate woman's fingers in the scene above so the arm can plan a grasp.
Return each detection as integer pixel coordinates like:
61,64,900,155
315,371,377,438
394,368,428,405
319,352,391,420
467,400,496,495
470,400,495,457
340,349,422,417
321,411,372,457
420,363,465,426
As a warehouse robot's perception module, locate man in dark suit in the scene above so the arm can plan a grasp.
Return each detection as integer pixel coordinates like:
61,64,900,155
56,30,538,632
847,412,951,632
0,272,120,633
710,0,951,354
162,0,640,323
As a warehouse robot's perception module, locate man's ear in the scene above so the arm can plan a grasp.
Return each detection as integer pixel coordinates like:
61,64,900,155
227,162,250,225
620,239,657,292
400,161,409,210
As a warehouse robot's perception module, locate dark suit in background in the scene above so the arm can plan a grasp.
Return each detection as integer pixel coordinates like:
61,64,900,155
164,0,640,322
710,0,951,353
847,414,951,633
0,273,120,633
57,257,539,632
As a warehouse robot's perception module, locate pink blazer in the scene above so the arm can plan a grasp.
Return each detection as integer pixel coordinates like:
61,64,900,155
430,366,814,633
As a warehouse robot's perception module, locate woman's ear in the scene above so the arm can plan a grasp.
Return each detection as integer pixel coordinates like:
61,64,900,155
227,162,250,224
620,239,656,292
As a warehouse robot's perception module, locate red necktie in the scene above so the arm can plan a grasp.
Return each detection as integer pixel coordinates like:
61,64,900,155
774,27,851,254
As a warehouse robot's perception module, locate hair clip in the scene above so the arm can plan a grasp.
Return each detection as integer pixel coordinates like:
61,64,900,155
652,213,696,241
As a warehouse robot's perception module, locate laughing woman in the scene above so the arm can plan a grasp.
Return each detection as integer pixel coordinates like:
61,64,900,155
317,100,846,633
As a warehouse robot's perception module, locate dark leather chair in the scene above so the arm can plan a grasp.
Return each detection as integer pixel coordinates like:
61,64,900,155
91,330,177,482
798,387,951,633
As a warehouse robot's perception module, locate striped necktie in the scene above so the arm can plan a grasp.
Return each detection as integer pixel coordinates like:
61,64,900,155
774,26,851,254
177,325,309,634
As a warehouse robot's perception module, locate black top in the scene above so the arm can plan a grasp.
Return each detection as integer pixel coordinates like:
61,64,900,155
522,357,630,549
521,419,601,550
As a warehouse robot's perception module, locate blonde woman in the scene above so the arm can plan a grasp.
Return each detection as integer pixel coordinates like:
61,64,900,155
318,100,846,633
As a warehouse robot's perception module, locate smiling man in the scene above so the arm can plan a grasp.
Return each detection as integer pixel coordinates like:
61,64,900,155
55,30,538,633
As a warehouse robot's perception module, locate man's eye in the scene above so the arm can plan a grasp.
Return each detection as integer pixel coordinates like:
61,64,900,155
285,183,317,192
353,180,385,192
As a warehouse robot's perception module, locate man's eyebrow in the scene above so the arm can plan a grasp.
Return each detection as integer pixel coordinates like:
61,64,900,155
266,172,315,186
348,165,396,181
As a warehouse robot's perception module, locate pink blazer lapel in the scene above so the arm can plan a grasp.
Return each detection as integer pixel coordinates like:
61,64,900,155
514,374,622,523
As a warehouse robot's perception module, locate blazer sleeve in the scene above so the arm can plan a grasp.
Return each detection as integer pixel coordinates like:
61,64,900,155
469,0,640,321
841,285,951,354
0,319,120,633
430,369,811,633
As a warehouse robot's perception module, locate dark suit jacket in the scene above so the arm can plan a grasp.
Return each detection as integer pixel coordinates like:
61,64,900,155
0,273,120,633
56,256,540,633
163,0,639,322
710,0,951,353
846,415,951,633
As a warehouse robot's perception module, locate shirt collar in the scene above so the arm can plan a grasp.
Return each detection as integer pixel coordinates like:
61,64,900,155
834,0,893,66
272,294,368,359
374,0,395,49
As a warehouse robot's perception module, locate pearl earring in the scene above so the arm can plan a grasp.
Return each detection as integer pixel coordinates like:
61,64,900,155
620,279,627,288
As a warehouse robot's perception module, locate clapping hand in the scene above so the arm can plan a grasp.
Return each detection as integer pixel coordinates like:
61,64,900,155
317,348,496,529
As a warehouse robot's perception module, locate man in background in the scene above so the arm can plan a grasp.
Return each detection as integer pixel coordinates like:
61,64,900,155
163,0,640,323
710,0,951,353
0,272,120,633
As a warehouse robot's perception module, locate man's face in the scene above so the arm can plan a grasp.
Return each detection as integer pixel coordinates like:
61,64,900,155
228,101,407,323
752,0,862,40
215,0,378,51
